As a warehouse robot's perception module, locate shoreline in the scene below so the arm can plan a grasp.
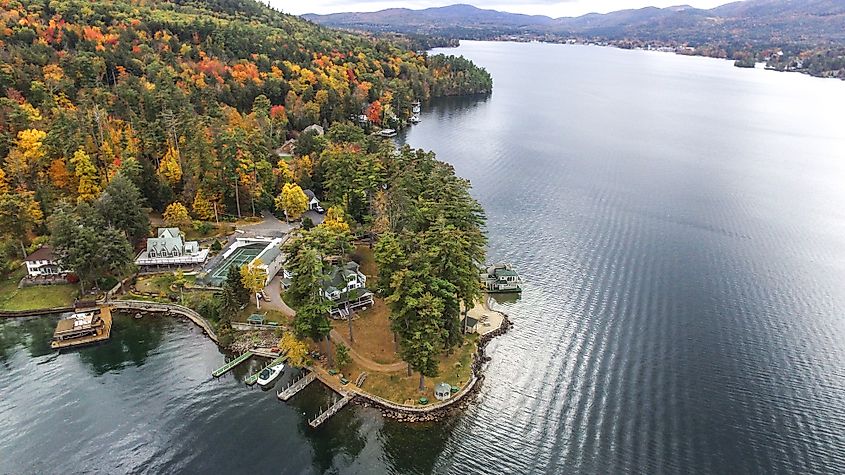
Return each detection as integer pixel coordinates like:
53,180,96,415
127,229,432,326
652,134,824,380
2,296,512,421
434,40,844,82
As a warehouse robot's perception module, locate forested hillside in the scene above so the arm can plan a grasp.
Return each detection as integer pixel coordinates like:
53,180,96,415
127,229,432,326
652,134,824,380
0,0,492,274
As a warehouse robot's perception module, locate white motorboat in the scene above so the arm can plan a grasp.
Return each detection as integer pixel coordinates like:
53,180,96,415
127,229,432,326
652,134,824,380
409,115,421,124
378,128,397,137
257,363,285,387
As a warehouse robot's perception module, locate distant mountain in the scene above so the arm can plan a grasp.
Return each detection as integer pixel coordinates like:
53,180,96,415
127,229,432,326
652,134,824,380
303,1,845,46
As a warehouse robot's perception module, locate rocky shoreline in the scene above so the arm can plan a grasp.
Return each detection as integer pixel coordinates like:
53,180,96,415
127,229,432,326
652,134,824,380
354,312,513,423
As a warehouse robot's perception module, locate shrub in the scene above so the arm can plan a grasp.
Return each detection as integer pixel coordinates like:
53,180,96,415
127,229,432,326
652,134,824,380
302,216,314,230
210,239,222,251
192,220,213,235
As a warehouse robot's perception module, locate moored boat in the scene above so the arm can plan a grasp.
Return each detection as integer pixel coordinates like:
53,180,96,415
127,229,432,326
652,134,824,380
257,363,285,387
378,128,397,137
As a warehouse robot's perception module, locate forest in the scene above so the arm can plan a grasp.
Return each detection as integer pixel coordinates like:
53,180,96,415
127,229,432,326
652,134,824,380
0,0,492,276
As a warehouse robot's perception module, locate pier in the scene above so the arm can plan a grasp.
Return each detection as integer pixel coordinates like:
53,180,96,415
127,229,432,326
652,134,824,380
245,355,288,385
212,351,253,377
277,371,317,401
309,394,353,428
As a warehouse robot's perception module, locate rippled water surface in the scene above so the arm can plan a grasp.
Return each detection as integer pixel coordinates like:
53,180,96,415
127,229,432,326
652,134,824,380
2,41,845,474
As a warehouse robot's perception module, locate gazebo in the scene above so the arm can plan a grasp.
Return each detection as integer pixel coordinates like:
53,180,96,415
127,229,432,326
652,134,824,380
434,382,452,401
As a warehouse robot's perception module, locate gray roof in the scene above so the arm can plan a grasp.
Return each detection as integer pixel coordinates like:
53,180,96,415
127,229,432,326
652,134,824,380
303,189,317,201
256,245,282,265
25,246,56,262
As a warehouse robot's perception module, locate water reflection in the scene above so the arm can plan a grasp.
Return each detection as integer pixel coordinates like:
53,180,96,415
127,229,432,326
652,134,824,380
75,313,166,375
0,316,59,363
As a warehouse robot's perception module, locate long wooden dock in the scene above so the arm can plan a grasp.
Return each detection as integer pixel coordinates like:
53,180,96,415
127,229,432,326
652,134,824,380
309,394,353,428
277,371,317,401
212,351,253,377
245,355,288,385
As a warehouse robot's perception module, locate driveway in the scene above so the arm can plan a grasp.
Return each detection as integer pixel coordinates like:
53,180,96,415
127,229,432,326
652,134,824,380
261,275,296,317
303,210,324,225
239,211,295,237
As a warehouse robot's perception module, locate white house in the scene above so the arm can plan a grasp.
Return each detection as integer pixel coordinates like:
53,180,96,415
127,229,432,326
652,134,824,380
303,189,322,211
250,238,285,286
136,227,209,266
321,261,373,317
24,246,69,279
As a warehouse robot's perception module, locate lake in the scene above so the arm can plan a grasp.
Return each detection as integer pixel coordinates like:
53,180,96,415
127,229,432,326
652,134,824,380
2,41,845,474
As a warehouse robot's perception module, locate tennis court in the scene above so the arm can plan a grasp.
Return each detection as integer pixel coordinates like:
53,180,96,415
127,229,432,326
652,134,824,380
207,244,265,286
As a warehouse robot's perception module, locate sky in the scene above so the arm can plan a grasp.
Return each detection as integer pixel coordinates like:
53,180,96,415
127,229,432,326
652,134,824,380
275,0,736,17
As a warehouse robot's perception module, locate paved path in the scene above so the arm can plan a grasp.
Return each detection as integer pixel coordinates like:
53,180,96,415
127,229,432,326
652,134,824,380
330,329,407,372
261,275,296,317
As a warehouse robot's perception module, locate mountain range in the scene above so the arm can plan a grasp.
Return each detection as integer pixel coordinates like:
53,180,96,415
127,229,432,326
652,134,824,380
303,1,845,48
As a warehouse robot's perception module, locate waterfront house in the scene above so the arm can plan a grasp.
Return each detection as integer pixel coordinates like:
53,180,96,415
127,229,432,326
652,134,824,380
321,261,374,317
136,227,209,266
24,245,69,279
480,263,522,293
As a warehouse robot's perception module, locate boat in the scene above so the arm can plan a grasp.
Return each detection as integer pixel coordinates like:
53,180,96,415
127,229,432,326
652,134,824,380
378,128,397,138
411,101,421,114
51,305,113,350
409,115,421,124
257,363,285,387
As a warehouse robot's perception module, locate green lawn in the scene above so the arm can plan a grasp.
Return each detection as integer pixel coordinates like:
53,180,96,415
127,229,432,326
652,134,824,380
0,271,78,311
234,302,289,324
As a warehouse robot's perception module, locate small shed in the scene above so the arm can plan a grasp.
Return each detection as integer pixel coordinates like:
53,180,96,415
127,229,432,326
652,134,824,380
463,316,478,334
434,382,452,401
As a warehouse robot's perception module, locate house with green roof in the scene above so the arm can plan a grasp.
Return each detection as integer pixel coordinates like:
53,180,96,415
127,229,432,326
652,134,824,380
321,261,374,317
480,263,522,293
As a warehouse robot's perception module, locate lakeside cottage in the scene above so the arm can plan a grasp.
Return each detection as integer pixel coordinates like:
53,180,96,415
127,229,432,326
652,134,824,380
24,245,69,279
480,263,522,293
135,227,209,266
321,261,374,317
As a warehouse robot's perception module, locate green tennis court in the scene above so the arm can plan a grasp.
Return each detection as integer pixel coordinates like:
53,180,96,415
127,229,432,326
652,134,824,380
207,244,265,286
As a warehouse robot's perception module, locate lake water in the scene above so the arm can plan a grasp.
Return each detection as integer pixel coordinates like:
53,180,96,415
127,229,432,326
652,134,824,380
2,41,845,474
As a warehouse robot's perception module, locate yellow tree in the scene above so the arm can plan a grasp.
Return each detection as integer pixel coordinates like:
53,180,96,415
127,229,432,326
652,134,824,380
321,206,350,234
6,129,47,187
192,189,216,221
0,168,8,195
69,149,101,202
157,146,182,186
276,159,294,185
163,201,191,227
278,332,309,368
274,182,308,222
240,261,267,308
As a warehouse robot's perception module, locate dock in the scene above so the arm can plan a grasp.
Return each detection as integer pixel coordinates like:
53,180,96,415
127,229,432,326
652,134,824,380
277,371,317,401
245,355,288,385
51,305,113,350
309,394,353,428
212,351,253,377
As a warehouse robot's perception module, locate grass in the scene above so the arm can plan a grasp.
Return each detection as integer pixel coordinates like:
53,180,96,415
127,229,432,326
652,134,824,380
0,270,78,311
234,302,290,325
331,297,401,365
337,334,478,405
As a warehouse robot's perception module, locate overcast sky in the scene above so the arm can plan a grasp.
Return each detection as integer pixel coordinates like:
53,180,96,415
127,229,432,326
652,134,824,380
275,0,736,17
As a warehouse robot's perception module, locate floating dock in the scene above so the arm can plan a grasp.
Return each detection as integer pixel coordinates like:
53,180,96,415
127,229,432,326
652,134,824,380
51,305,113,350
245,355,288,385
277,371,317,401
309,394,353,428
212,351,253,377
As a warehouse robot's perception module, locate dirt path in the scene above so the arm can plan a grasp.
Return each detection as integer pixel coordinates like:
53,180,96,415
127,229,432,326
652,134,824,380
330,329,407,373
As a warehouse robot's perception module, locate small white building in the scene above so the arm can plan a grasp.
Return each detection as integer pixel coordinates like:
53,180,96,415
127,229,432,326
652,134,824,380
303,189,321,211
136,227,209,266
24,246,69,278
